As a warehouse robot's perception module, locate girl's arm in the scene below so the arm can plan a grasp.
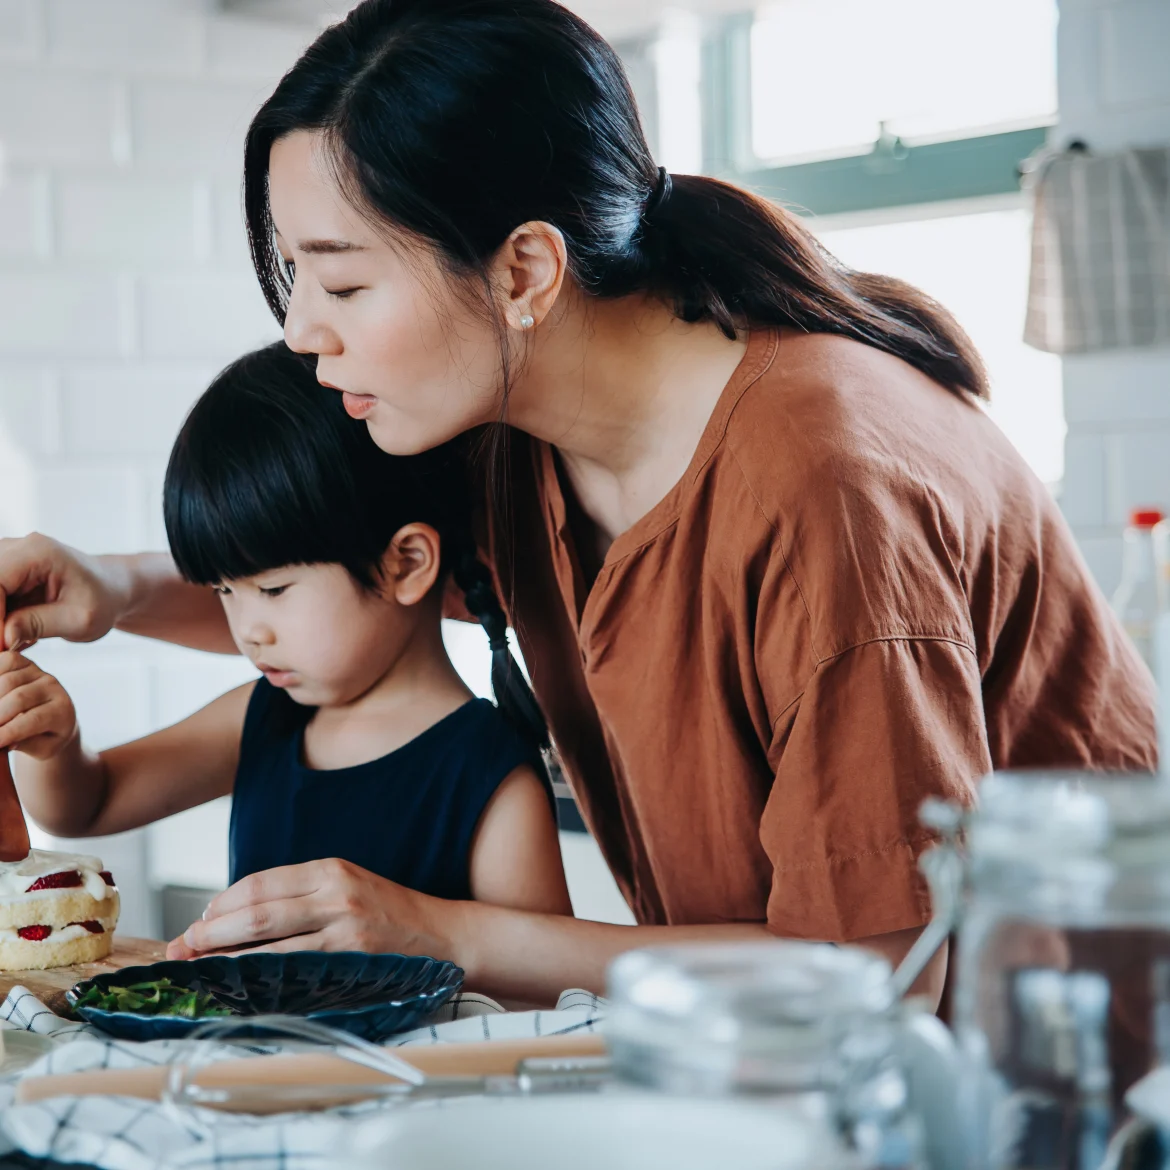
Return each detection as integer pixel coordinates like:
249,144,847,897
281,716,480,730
0,535,234,654
467,765,572,916
170,861,945,1007
0,651,253,838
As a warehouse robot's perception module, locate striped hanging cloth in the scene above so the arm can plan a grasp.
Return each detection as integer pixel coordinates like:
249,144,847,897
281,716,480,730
1024,144,1170,354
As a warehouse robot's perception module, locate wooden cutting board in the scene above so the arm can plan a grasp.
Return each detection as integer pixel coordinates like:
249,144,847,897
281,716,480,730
0,937,168,1018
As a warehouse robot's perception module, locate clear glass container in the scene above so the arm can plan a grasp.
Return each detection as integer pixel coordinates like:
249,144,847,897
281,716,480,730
606,941,923,1169
941,771,1170,1170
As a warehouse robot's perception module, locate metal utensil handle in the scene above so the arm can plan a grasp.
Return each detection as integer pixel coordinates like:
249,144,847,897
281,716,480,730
160,1012,428,1127
515,1054,611,1094
892,839,965,1000
182,1013,426,1084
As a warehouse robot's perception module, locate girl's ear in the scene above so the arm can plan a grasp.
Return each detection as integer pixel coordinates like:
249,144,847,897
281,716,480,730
382,523,442,606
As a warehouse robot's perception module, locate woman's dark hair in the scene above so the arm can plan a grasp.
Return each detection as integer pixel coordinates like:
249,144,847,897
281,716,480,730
163,342,548,754
243,0,987,399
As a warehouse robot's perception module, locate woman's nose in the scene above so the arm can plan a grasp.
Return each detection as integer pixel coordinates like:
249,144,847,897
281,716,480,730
284,280,341,357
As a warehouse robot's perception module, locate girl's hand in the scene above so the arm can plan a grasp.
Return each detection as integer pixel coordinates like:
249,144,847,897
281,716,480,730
165,858,459,962
0,651,78,759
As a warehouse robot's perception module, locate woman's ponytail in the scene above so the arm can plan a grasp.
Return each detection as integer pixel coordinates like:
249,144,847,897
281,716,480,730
626,172,989,400
453,544,550,755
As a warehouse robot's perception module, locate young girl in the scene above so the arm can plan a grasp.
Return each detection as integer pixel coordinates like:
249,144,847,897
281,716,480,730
0,343,572,953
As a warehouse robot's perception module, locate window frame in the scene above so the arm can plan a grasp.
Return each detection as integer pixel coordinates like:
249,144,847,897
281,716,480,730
691,12,1053,219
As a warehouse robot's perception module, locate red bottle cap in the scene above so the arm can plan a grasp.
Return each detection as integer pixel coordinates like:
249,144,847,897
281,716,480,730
1130,508,1165,529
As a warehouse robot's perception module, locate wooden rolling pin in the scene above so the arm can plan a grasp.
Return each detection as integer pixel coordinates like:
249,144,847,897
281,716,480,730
0,751,30,862
16,1033,608,1113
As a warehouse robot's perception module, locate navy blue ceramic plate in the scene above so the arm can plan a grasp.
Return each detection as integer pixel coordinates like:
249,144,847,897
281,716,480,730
66,951,463,1043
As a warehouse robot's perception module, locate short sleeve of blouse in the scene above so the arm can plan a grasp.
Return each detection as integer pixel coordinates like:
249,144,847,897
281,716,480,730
759,636,990,941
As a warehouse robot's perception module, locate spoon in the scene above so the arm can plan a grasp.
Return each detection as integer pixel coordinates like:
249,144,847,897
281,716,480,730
0,750,31,862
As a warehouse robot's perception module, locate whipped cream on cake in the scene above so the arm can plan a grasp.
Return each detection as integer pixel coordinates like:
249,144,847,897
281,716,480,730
0,849,119,971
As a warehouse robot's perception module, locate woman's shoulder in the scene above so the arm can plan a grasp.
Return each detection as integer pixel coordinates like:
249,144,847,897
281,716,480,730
723,329,1038,529
719,330,1057,651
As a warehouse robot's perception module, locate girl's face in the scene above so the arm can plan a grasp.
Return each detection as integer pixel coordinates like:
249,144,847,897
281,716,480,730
268,131,503,456
216,563,413,707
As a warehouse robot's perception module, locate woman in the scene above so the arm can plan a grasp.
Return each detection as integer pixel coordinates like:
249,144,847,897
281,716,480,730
0,0,1155,1007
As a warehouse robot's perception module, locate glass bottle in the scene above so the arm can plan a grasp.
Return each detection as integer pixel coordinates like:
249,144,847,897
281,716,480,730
1112,507,1164,672
1152,517,1170,615
606,941,926,1169
922,771,1170,1170
1152,517,1170,762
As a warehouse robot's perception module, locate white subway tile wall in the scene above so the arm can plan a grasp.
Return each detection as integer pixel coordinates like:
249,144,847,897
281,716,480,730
0,173,50,258
1056,0,1170,596
0,0,304,935
0,0,39,62
0,0,632,932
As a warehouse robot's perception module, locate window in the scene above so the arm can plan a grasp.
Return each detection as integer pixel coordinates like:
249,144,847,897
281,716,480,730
619,4,1063,485
751,0,1058,165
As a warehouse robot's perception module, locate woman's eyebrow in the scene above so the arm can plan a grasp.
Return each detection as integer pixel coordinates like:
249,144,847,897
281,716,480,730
296,239,369,254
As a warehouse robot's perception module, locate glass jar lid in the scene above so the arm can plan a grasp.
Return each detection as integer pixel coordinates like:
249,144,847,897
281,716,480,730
605,942,895,1094
969,771,1170,863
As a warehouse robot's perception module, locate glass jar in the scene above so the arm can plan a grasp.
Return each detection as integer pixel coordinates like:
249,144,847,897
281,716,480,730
606,941,926,1169
926,770,1170,1170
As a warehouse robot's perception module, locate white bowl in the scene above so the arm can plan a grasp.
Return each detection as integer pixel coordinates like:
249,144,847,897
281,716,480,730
345,1093,854,1170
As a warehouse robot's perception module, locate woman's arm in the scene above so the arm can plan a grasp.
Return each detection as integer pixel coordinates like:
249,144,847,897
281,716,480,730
166,861,943,1007
0,535,234,654
468,764,573,916
113,553,237,653
7,666,253,838
450,904,944,1005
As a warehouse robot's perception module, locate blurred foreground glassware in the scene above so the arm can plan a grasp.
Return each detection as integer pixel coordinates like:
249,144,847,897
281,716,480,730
344,1094,860,1170
912,770,1170,1170
605,940,958,1170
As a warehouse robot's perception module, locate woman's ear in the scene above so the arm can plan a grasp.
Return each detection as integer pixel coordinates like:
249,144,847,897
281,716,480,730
490,219,568,333
382,523,443,606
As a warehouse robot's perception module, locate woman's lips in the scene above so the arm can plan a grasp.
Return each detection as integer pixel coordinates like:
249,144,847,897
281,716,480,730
341,391,377,420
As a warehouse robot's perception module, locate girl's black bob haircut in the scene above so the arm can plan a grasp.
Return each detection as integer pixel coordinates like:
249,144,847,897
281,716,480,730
164,342,551,755
164,342,466,591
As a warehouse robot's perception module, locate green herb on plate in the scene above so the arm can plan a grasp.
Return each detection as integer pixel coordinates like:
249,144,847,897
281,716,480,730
74,978,235,1019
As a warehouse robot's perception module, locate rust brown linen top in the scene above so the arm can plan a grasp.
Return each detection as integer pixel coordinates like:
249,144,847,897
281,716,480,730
485,329,1158,942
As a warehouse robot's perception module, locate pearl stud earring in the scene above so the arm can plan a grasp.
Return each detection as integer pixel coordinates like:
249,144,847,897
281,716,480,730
519,313,535,330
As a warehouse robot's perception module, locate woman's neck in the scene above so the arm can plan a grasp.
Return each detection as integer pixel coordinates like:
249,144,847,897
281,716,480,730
303,614,472,771
506,292,748,545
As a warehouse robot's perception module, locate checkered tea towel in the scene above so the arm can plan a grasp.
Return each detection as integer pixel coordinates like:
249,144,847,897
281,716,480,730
0,985,605,1170
1024,144,1170,354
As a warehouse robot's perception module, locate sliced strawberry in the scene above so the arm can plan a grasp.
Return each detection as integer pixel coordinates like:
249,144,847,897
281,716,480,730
17,924,51,941
99,871,116,886
68,920,104,934
25,870,82,892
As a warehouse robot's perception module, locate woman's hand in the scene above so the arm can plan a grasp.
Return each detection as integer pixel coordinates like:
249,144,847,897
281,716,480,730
0,651,78,759
0,538,236,655
166,858,459,962
0,534,129,651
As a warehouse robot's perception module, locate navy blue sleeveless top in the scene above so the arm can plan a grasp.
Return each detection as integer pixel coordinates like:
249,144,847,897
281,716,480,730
229,680,543,900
